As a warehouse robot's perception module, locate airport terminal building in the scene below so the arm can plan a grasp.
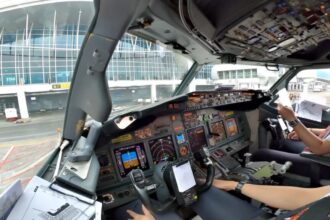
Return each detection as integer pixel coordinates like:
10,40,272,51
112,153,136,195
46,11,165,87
0,0,285,119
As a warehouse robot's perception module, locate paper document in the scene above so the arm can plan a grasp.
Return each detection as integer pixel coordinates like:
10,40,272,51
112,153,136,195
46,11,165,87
277,117,287,131
285,121,293,132
172,161,196,193
277,88,292,109
295,100,324,122
7,176,101,220
0,179,23,220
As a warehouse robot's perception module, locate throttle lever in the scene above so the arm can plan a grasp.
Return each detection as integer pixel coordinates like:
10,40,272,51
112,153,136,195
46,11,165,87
243,152,252,167
280,161,292,174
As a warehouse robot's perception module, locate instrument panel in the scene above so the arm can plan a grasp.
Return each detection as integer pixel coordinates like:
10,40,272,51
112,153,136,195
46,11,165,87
186,91,253,110
95,90,265,208
97,109,250,188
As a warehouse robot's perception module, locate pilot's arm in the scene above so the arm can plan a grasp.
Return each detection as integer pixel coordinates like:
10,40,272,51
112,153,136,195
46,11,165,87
278,104,330,155
213,179,330,210
287,128,325,140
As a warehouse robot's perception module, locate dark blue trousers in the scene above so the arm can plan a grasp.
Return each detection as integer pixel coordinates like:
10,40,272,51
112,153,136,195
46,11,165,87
192,187,263,220
107,187,263,220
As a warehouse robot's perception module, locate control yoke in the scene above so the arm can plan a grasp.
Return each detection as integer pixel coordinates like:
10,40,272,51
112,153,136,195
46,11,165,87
194,147,215,193
129,165,176,214
129,147,215,214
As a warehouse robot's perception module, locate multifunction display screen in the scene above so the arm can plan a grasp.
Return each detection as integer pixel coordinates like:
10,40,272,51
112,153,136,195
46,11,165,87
176,133,185,144
114,143,149,177
209,121,227,146
187,126,207,153
226,118,239,137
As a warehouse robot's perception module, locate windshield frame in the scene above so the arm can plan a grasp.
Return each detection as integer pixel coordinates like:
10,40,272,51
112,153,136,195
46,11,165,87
62,0,151,140
172,62,201,96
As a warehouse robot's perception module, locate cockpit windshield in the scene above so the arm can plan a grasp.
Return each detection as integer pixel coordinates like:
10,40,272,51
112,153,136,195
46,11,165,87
105,34,193,113
3,0,330,219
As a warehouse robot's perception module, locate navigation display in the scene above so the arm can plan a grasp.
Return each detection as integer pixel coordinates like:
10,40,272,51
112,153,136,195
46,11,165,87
114,143,149,177
149,135,177,164
187,126,207,153
226,118,239,137
209,121,227,146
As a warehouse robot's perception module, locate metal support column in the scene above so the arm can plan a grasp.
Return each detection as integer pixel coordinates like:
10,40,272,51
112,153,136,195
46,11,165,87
151,83,157,103
17,88,29,119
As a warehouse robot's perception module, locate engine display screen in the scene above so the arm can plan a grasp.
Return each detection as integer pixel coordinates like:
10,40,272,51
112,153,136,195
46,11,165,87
187,126,207,153
149,135,177,164
226,118,239,137
114,143,149,177
209,121,227,146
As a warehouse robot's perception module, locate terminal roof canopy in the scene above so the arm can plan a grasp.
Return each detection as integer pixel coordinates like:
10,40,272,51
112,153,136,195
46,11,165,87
0,1,93,44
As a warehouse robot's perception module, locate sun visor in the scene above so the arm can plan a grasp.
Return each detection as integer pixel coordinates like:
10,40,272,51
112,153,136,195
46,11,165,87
187,0,216,41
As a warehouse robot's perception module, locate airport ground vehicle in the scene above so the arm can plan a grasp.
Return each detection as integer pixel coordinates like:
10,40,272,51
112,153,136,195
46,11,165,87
3,0,330,219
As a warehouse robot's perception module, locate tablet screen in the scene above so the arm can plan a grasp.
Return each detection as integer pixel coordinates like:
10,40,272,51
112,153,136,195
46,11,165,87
172,161,196,192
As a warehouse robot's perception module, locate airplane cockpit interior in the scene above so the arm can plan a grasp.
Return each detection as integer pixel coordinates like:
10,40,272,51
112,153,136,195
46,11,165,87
3,0,330,219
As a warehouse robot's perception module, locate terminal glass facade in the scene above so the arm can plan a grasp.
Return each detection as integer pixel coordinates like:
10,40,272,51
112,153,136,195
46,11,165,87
107,34,190,81
0,26,84,85
0,27,189,86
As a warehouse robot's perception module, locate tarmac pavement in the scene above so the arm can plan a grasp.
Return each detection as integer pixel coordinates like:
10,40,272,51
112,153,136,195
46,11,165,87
0,111,64,192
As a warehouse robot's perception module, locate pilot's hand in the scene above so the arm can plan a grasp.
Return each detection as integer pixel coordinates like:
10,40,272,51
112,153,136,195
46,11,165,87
212,179,237,191
277,104,296,121
287,130,300,140
127,205,155,220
